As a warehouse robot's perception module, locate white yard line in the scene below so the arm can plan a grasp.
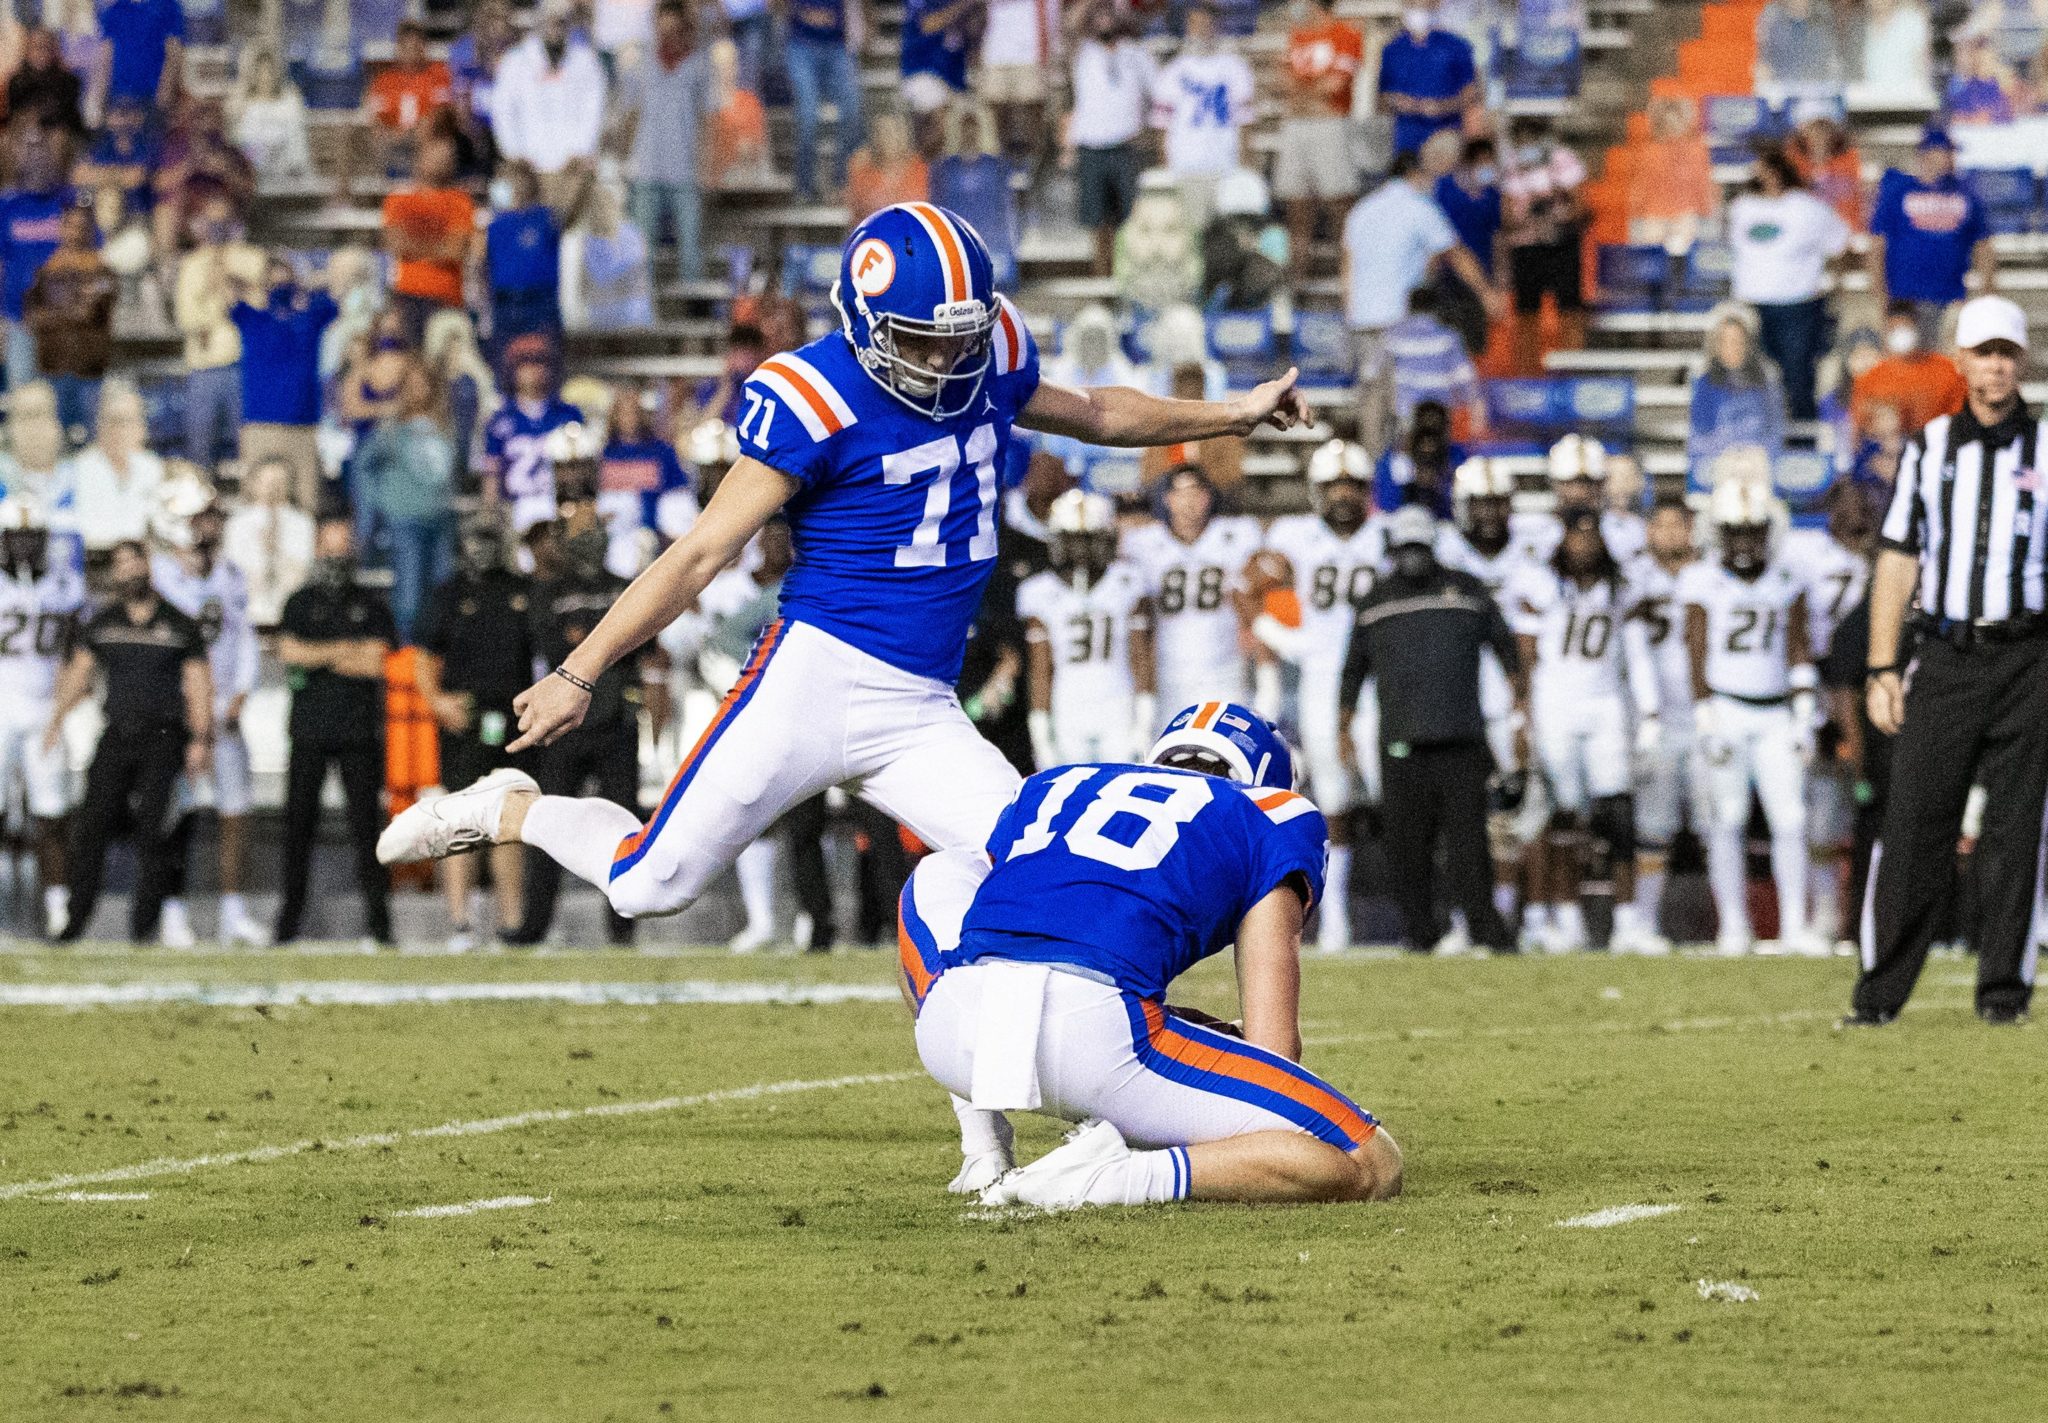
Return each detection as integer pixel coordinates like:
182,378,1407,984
391,1194,550,1219
34,1191,150,1203
0,980,903,1009
1696,1279,1760,1302
1306,1006,1845,1049
0,1072,917,1203
1555,1203,1684,1229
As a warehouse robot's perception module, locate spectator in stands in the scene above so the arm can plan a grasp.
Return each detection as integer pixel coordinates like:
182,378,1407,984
70,378,163,555
1387,285,1484,435
684,321,769,426
1754,0,1845,102
1726,146,1848,420
273,516,395,948
1151,2,1257,220
23,205,113,440
902,0,977,151
594,0,657,62
1815,321,1881,457
1279,0,1364,282
786,0,866,202
617,2,712,283
365,19,451,179
563,181,655,331
1945,33,2018,124
1627,95,1715,260
424,308,497,477
720,0,772,96
1376,0,1478,158
223,453,315,626
1434,135,1503,355
846,110,930,225
1867,127,1994,352
485,347,583,531
1851,300,1969,437
10,27,84,132
0,126,76,396
1048,303,1139,393
78,95,161,227
49,0,100,81
382,133,474,343
448,0,516,155
1689,301,1786,466
232,253,337,511
1501,114,1589,374
353,374,456,640
1788,109,1864,228
1114,171,1203,312
172,196,262,467
977,0,1050,165
1374,398,1458,515
1858,0,1935,100
491,0,608,200
95,0,181,110
1198,169,1286,310
1343,135,1500,454
228,44,313,179
485,160,581,365
0,382,75,546
731,256,806,352
600,382,696,558
338,308,429,460
1067,0,1157,279
932,101,1020,289
152,99,258,253
705,37,771,191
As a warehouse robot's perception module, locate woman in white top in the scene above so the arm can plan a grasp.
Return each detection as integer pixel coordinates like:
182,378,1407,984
223,454,316,628
228,44,314,180
1726,147,1849,422
68,378,166,554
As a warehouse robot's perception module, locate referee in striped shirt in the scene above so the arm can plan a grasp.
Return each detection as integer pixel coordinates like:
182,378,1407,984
1851,295,2047,1027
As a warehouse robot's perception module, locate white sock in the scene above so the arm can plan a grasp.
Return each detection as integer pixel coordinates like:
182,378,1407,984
1081,1146,1191,1205
1771,828,1808,942
45,884,67,914
951,1095,1014,1158
1494,879,1518,920
1555,900,1586,943
1320,844,1352,946
520,795,643,887
735,839,779,933
1633,858,1665,927
1708,824,1750,939
1807,860,1840,940
1522,902,1554,932
221,892,248,919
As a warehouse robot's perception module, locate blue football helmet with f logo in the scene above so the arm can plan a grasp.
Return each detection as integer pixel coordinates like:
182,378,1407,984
832,202,1001,421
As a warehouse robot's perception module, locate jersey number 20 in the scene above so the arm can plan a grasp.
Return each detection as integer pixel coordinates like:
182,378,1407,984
1009,769,1213,872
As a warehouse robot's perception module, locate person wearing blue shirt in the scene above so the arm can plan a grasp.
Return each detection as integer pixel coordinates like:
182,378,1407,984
97,0,185,105
231,255,340,510
901,0,975,146
786,0,866,200
896,707,1402,1210
0,135,78,395
1866,127,1993,354
930,108,1020,289
1432,135,1503,354
483,350,584,532
1687,303,1787,488
1376,2,1478,156
485,161,570,367
599,382,696,542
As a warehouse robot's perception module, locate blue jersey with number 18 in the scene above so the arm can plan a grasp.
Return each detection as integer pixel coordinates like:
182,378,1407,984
948,764,1328,1001
734,300,1039,682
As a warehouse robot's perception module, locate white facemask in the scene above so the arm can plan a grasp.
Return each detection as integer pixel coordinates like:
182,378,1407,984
1886,325,1918,355
1403,7,1432,35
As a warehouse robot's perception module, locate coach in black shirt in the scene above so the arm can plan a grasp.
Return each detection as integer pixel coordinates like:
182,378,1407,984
1339,505,1523,953
48,540,211,942
1853,295,2048,1026
275,516,396,947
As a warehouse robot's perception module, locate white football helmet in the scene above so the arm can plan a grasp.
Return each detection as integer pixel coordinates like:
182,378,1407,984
1546,433,1607,486
1453,455,1515,504
1047,488,1118,590
0,496,43,534
149,470,219,551
542,420,605,465
1710,475,1782,575
1047,487,1117,536
685,417,739,469
1307,438,1371,487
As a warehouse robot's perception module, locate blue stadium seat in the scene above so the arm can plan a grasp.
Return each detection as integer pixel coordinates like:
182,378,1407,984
1674,241,1735,312
1291,310,1355,394
1773,450,1836,525
1966,168,2042,235
293,57,364,111
1206,309,1279,389
1475,376,1636,456
1501,28,1582,101
1702,95,1772,165
1595,244,1670,313
782,244,842,298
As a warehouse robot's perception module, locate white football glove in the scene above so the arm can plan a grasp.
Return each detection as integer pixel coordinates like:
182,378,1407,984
1693,697,1729,765
1027,709,1058,771
1790,690,1818,766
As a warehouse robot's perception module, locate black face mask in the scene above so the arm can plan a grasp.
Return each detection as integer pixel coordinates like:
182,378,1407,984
313,555,355,588
1391,546,1436,581
113,574,151,602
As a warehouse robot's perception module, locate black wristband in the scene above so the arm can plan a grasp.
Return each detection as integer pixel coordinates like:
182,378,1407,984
552,665,596,694
1865,664,1900,681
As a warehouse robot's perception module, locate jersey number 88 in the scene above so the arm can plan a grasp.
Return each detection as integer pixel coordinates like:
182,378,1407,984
1158,567,1225,614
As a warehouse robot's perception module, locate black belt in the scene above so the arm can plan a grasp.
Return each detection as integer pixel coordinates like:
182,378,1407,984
1708,688,1790,707
1911,612,2048,649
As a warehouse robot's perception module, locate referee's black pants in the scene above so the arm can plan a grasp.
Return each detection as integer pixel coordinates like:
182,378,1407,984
513,720,640,946
783,792,837,952
1379,739,1510,952
275,736,391,945
1855,637,2048,1017
61,725,185,942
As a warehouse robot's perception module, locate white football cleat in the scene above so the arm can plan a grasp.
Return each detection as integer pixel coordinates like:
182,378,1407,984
376,768,537,865
43,885,69,940
158,899,197,950
220,899,268,948
948,1149,1014,1195
727,921,775,954
1609,904,1671,956
1715,929,1753,957
979,1119,1132,1212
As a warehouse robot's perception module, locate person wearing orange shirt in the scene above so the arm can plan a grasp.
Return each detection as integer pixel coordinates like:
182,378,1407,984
381,133,476,343
844,110,929,224
1277,0,1364,280
1788,111,1865,230
367,21,453,176
1627,95,1717,256
1850,301,1967,439
705,38,771,190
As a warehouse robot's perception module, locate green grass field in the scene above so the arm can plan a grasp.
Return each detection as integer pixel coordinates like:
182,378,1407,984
4,944,2046,1421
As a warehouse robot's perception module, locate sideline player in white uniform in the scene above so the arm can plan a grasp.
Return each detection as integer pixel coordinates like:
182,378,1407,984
1019,489,1156,767
899,702,1402,1209
1125,463,1264,716
1506,508,1661,953
1782,482,1874,948
1627,497,1704,942
1517,435,1648,565
1681,479,1820,955
1250,439,1380,952
377,202,1310,1190
0,499,83,937
150,478,264,948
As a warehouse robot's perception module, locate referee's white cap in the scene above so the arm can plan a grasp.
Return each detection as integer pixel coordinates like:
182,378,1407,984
1955,295,2029,353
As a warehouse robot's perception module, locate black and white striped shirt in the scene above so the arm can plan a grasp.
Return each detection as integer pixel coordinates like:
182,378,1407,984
1879,405,2048,624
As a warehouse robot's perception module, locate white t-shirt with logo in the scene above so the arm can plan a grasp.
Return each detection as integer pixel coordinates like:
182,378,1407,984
1150,50,1257,177
1070,39,1159,149
1727,190,1851,305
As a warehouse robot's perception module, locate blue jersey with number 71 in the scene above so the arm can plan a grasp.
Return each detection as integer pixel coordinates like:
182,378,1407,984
734,302,1039,682
948,764,1328,1001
